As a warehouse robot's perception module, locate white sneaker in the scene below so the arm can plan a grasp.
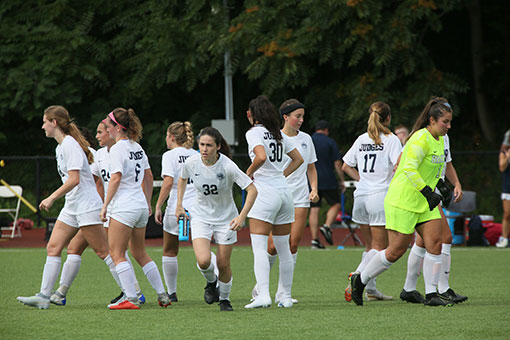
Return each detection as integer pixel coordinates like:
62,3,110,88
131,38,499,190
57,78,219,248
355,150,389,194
275,291,298,304
17,294,50,309
244,296,271,309
365,289,393,301
107,294,126,308
277,298,294,308
495,236,509,248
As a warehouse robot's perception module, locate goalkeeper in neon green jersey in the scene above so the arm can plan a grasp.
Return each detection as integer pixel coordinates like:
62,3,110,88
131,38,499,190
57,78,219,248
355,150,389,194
350,97,454,307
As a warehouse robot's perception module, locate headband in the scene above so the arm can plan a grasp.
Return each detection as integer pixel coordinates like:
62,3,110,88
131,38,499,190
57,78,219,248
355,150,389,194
279,103,305,116
108,111,127,130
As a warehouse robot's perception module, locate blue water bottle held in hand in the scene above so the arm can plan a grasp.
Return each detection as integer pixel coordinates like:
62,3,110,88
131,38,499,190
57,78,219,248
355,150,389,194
178,210,190,241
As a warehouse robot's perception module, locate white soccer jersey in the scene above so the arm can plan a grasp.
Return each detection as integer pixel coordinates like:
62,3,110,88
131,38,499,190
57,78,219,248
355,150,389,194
245,125,296,189
161,147,197,212
441,134,452,179
109,139,151,212
181,153,252,225
282,130,317,195
55,136,102,214
343,132,402,197
91,147,111,198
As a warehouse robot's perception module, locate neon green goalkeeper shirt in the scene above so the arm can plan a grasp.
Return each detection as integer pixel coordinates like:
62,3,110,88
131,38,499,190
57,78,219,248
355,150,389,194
385,128,445,213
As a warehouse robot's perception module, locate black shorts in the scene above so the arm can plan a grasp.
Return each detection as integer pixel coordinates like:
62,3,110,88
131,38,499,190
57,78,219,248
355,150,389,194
310,189,341,207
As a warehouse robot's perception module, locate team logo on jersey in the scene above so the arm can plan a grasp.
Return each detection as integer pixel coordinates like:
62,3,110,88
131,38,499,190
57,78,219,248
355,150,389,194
301,142,307,149
216,173,225,180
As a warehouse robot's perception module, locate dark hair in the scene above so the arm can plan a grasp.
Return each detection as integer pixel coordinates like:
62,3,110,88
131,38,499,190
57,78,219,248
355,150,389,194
79,126,98,150
279,98,304,118
367,101,391,145
198,127,231,159
167,121,194,149
248,95,282,142
44,105,94,164
315,120,329,131
110,107,143,142
409,97,452,139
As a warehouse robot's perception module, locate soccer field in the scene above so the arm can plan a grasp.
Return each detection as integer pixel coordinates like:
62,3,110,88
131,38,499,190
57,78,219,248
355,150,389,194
1,246,508,340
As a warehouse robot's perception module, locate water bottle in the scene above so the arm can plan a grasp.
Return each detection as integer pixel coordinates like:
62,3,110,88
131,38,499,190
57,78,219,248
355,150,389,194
178,210,190,241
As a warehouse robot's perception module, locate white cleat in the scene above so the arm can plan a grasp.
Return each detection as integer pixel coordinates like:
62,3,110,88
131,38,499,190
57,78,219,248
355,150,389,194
244,296,271,309
107,294,126,308
365,289,393,301
495,236,509,248
275,291,298,304
277,298,294,308
17,294,50,309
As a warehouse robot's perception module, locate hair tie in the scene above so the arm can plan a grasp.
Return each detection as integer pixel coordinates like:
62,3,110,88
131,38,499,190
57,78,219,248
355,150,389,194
108,111,127,130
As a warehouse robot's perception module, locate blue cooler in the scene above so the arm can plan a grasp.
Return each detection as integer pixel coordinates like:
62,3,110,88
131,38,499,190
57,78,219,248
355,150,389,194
443,210,463,245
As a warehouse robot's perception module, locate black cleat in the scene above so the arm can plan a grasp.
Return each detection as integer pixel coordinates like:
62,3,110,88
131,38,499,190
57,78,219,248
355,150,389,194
219,299,233,311
204,280,219,304
168,292,178,302
320,225,334,245
311,239,325,249
400,289,425,304
424,293,454,307
350,272,365,306
439,288,467,304
110,291,125,304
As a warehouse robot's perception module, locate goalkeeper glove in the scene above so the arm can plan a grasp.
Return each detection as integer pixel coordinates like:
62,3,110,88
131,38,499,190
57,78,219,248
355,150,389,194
436,179,453,209
420,185,442,211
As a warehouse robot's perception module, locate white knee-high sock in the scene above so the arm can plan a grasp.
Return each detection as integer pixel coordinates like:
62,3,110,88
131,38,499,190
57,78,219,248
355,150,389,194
40,256,62,297
125,250,141,293
438,243,451,293
273,235,294,299
356,248,378,273
58,254,81,295
210,251,219,277
364,250,380,292
162,256,178,294
268,253,277,270
219,277,233,301
116,261,137,298
292,252,298,266
104,255,122,290
403,244,426,292
142,261,165,295
355,251,367,272
250,234,270,298
423,252,442,295
360,250,393,285
198,261,217,283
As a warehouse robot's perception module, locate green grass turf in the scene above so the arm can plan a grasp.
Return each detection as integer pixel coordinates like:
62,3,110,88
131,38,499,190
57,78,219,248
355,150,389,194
0,246,508,340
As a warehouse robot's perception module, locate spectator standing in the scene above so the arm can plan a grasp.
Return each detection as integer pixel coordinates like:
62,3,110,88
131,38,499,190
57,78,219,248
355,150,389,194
496,129,510,248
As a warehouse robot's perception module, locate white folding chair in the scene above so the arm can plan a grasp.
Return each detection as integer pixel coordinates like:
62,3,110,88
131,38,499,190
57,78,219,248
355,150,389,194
0,185,23,238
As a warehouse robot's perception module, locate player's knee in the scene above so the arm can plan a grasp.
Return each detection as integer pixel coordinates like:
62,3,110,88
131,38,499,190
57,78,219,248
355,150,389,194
46,242,63,257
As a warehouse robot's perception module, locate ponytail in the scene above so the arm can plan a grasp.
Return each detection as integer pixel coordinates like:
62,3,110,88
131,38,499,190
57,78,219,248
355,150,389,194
409,97,452,141
367,101,391,145
44,105,94,164
110,107,143,142
167,121,194,149
248,95,282,142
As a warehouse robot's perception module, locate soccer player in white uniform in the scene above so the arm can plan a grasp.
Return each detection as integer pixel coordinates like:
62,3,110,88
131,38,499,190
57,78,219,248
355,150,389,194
342,101,402,302
244,95,303,309
17,106,118,310
401,128,467,304
176,127,257,311
101,107,170,310
251,99,319,304
154,121,197,303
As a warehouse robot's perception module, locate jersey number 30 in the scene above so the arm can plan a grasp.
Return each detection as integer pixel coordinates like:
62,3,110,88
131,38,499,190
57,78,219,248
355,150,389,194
269,142,283,162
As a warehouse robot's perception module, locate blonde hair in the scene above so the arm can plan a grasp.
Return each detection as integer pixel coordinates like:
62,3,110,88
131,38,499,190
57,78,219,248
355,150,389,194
44,105,94,164
110,107,143,142
367,101,391,145
167,121,194,149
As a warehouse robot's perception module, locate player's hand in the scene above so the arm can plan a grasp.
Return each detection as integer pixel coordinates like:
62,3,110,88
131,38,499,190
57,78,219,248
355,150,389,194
309,189,319,204
229,216,244,231
453,185,463,202
339,182,346,193
39,197,54,212
420,185,441,211
155,207,163,225
100,205,108,222
175,207,185,222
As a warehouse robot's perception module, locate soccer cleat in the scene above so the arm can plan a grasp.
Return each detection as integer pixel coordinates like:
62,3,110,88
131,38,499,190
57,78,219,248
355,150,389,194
495,236,508,248
424,293,454,307
311,239,325,249
400,289,425,304
110,291,125,304
17,294,50,310
244,295,271,309
350,272,365,306
219,299,233,311
366,289,393,301
137,292,145,304
275,291,298,305
320,225,334,245
277,298,293,308
109,298,140,310
345,272,354,302
107,294,127,308
50,291,67,306
158,293,171,308
439,288,467,304
168,292,178,302
204,280,219,304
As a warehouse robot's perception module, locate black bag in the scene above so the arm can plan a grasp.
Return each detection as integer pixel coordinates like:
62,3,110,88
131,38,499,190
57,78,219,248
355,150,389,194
467,215,488,246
